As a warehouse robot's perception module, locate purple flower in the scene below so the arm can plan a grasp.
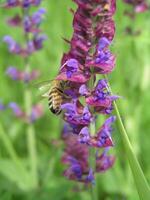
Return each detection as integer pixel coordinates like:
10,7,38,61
32,0,42,6
79,84,89,96
86,168,95,184
64,156,82,180
86,79,119,114
62,130,115,183
123,0,149,13
32,8,46,25
96,148,116,172
59,0,117,184
78,127,90,144
3,36,21,54
96,79,108,90
30,103,44,122
98,37,111,50
64,59,79,78
24,16,32,32
7,15,22,26
33,34,47,49
34,34,47,49
6,67,40,82
8,102,24,117
62,134,89,182
57,58,90,83
23,8,46,33
3,36,29,57
5,0,42,8
62,101,92,125
135,3,149,12
94,116,116,148
6,0,19,7
77,116,116,148
0,100,6,111
3,0,45,131
27,34,47,54
86,37,116,74
23,0,31,8
6,66,19,80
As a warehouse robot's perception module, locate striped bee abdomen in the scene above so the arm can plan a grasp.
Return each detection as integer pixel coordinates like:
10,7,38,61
48,87,63,115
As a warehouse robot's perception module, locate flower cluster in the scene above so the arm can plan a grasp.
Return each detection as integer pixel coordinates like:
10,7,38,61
123,0,149,13
0,99,43,123
3,7,46,57
123,0,149,36
4,0,42,8
2,0,46,123
6,66,40,82
57,0,117,184
62,123,115,183
8,102,44,123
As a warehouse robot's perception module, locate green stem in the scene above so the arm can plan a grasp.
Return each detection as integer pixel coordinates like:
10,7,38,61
104,75,150,200
0,123,29,183
22,6,38,188
88,74,98,200
89,121,98,200
24,88,38,188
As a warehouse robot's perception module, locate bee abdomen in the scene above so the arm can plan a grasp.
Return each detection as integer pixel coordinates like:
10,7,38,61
48,90,62,115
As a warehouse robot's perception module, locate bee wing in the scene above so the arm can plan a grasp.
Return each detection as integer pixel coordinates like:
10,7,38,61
32,80,53,101
33,79,54,91
41,91,49,98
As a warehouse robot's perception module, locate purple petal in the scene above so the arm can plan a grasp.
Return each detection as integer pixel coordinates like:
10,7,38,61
98,37,110,50
79,126,90,144
23,0,31,8
66,59,78,68
57,71,90,83
79,84,89,96
30,104,43,122
96,79,108,90
24,16,32,32
82,106,92,122
33,0,42,6
7,0,18,6
86,168,95,184
6,66,19,80
96,149,115,172
61,102,77,114
8,102,23,117
0,100,5,110
104,116,116,126
32,8,46,25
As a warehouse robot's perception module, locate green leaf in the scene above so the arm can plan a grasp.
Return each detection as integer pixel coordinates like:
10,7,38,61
104,75,150,200
114,101,150,200
0,160,31,191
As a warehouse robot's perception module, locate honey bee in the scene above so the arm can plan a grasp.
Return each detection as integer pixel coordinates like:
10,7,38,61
37,79,67,115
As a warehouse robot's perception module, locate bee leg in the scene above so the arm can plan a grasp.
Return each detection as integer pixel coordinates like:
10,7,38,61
62,94,71,99
56,109,62,115
50,107,61,115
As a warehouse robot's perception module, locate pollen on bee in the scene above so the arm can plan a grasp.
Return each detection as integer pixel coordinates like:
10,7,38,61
104,3,110,11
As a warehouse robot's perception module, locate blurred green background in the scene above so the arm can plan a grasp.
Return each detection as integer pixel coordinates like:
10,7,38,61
0,0,150,199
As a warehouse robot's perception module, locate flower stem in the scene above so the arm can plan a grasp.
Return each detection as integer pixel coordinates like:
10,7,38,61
22,6,38,188
104,75,150,200
89,74,98,200
89,121,98,200
24,86,38,188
